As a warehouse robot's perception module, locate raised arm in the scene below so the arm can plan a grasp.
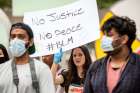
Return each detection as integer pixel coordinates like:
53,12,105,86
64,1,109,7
51,48,64,85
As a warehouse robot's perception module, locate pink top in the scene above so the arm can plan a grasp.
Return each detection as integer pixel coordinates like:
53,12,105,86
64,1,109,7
107,58,126,93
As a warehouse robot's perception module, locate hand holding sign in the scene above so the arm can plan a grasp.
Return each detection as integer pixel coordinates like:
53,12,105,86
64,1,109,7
54,48,63,64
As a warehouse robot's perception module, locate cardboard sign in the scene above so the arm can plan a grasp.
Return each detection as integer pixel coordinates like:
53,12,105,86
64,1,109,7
24,0,100,57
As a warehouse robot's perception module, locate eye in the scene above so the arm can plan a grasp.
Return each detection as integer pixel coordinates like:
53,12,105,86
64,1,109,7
73,54,76,57
10,34,16,39
17,34,25,40
79,53,82,57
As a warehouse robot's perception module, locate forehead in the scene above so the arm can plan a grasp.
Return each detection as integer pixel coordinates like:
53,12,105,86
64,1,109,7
0,49,4,55
105,28,119,36
0,49,3,53
73,48,84,54
10,28,28,36
43,55,53,58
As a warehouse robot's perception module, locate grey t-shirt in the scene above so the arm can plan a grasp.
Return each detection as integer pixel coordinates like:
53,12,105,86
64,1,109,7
0,59,55,93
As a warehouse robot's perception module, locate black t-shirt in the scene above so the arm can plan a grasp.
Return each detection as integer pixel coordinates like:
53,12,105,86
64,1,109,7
60,70,84,93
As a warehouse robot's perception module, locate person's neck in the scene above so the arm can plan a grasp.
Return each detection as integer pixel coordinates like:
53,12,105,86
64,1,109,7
77,66,83,78
15,52,30,65
110,47,130,63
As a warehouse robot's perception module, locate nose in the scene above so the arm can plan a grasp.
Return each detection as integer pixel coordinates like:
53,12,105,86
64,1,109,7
75,56,81,59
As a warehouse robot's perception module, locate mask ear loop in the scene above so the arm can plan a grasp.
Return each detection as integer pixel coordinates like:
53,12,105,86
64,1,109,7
29,58,40,93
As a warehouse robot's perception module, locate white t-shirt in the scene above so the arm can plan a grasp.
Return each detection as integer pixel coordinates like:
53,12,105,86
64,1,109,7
0,59,55,93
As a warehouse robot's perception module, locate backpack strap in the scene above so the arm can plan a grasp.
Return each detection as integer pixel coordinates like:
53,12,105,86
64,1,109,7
11,58,40,93
12,59,19,93
29,58,40,93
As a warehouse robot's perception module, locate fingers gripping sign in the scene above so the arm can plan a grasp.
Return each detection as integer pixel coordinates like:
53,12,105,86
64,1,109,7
54,48,63,64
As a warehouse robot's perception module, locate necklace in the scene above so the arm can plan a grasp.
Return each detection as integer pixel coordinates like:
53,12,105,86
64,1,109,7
109,53,130,70
110,62,124,70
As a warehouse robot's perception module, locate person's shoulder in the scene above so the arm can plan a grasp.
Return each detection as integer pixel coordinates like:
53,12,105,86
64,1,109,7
58,69,68,79
129,53,140,61
61,69,68,74
132,52,140,57
131,53,140,63
33,58,50,71
88,57,106,72
91,57,106,67
0,59,12,66
0,59,12,72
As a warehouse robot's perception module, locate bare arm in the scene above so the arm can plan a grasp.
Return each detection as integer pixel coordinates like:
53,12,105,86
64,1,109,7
51,63,64,85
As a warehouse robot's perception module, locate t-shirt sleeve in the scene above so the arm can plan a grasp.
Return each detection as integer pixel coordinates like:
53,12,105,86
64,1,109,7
60,70,68,87
39,65,55,93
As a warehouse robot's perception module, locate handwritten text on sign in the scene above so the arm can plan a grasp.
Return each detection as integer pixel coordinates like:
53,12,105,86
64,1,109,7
24,0,100,56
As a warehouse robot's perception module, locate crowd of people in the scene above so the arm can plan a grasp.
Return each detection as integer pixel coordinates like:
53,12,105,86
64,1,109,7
0,15,140,93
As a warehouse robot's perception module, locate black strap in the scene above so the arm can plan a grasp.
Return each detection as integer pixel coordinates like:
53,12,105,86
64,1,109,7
11,58,40,93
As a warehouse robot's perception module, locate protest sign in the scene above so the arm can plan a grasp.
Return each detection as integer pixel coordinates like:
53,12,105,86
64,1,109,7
24,0,100,56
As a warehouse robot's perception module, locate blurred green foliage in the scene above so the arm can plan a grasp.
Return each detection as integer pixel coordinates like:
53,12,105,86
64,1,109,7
0,0,11,8
0,0,118,9
97,0,119,9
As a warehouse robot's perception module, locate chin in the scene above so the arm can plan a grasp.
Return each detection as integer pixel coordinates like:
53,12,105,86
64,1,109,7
105,51,119,56
104,51,112,54
75,63,83,67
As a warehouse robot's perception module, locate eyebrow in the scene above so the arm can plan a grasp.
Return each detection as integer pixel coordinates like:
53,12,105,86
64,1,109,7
11,34,25,37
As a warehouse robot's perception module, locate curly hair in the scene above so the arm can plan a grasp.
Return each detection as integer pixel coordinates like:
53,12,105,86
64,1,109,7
101,16,136,52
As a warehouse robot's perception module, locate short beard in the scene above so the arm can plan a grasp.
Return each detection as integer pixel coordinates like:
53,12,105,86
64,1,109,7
105,47,122,56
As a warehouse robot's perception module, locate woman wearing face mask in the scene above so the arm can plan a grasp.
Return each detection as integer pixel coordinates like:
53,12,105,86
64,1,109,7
0,44,9,64
0,23,55,93
84,16,140,93
51,46,92,93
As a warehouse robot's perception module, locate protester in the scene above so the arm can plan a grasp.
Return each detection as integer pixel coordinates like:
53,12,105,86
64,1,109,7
0,44,9,64
51,45,92,93
42,54,54,68
84,16,140,93
0,23,55,93
42,54,64,93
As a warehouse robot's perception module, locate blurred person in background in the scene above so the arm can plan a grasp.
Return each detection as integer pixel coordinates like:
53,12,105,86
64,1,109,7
42,54,62,77
51,45,92,93
0,43,9,64
42,54,65,93
42,54,54,68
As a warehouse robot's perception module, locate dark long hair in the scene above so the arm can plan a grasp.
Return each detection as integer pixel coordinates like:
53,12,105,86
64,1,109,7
65,45,92,92
0,44,9,63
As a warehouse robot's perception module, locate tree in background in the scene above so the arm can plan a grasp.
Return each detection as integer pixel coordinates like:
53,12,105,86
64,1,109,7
0,0,118,9
97,0,119,9
0,0,11,8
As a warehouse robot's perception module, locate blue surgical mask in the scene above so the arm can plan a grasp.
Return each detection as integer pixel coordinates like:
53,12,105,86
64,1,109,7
9,38,26,57
101,36,114,52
